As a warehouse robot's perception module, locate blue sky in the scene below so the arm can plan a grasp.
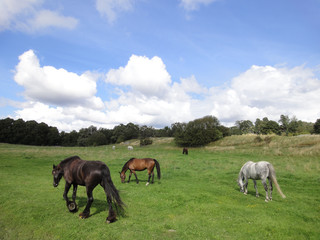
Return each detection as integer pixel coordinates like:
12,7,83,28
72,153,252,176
0,0,319,131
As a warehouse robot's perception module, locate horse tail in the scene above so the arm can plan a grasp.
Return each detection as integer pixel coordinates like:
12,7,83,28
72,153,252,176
268,163,286,198
101,166,125,214
154,159,161,180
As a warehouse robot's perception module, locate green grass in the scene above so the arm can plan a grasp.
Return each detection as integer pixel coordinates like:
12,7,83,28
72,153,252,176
0,136,319,240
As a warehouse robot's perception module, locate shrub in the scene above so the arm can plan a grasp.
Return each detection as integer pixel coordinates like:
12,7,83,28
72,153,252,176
140,138,153,146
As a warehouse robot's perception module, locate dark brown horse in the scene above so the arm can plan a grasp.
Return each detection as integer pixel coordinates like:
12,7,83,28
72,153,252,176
182,148,188,155
120,158,161,185
52,156,124,223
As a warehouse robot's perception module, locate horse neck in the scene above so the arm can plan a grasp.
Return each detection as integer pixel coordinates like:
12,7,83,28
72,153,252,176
237,170,244,184
121,162,129,173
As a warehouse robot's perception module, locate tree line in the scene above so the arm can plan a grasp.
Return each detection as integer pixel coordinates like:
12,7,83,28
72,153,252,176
0,116,319,147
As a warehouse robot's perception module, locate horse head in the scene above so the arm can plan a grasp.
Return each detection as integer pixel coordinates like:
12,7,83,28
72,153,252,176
119,171,126,183
52,164,64,187
237,175,245,193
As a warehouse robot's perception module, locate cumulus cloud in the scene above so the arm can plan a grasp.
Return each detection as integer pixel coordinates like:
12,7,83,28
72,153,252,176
9,51,320,132
106,55,172,98
0,0,78,32
104,55,195,126
14,50,103,109
96,0,133,24
208,65,320,125
14,102,112,132
179,0,218,11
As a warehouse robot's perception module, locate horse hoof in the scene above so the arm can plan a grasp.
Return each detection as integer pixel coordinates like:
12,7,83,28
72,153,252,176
146,182,149,186
68,202,77,212
265,199,269,202
244,193,247,195
79,212,89,219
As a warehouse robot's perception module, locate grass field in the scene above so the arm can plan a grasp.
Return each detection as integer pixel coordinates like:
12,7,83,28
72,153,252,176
0,135,319,240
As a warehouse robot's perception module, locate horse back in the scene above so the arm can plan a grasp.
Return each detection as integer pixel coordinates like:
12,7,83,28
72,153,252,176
243,161,270,180
67,159,107,186
128,158,155,171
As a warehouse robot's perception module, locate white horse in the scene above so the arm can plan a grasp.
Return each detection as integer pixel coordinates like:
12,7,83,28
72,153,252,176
237,161,286,202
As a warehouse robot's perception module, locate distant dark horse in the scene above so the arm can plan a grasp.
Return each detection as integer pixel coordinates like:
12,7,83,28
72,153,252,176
120,158,161,186
52,156,124,223
182,148,188,155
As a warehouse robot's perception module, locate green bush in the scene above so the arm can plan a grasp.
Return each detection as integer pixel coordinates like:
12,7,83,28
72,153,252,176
140,138,153,146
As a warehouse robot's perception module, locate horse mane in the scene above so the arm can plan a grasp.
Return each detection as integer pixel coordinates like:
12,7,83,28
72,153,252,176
59,155,81,167
121,158,135,172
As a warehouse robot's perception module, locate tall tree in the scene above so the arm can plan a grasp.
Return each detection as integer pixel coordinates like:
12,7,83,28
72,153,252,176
314,119,320,134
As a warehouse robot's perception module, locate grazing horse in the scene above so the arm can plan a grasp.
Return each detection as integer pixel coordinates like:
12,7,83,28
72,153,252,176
52,156,124,223
182,148,188,155
120,158,161,186
237,161,286,202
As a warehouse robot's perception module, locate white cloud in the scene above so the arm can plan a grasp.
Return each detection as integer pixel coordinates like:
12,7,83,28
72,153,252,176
14,102,112,132
0,0,78,32
14,50,103,109
106,55,172,98
179,0,218,11
208,65,320,125
9,51,320,132
96,0,133,24
20,10,78,32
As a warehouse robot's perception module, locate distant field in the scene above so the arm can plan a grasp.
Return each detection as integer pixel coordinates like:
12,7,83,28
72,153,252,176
0,135,319,239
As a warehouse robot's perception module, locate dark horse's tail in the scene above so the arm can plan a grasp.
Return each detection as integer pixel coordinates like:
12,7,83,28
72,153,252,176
154,159,161,180
101,166,125,218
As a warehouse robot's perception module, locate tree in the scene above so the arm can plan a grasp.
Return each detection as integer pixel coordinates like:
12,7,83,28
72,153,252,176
279,115,290,136
112,123,139,143
77,126,97,146
254,117,280,135
314,119,320,134
174,116,223,147
87,132,107,146
235,120,254,134
0,118,14,143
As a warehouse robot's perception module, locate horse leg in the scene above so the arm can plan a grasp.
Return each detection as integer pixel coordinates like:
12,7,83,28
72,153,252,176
72,184,77,202
244,178,248,195
68,184,78,212
269,178,273,201
106,196,117,223
79,186,94,219
253,180,259,197
128,171,132,183
146,169,153,186
151,171,155,184
132,170,139,184
63,183,72,209
262,179,269,202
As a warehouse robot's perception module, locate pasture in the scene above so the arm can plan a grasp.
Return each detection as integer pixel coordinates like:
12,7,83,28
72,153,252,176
0,135,319,239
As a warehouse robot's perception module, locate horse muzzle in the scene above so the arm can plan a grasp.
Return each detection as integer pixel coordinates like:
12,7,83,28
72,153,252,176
53,183,59,187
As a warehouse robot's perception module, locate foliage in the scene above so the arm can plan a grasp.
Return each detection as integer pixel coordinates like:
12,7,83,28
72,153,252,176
0,115,316,148
235,120,254,134
314,119,320,134
140,138,153,146
174,116,223,147
0,118,60,146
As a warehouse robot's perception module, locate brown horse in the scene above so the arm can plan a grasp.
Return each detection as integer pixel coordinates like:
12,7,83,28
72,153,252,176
120,158,161,185
182,148,188,155
52,156,124,223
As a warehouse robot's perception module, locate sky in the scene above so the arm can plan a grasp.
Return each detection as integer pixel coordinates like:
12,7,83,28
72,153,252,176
0,0,319,132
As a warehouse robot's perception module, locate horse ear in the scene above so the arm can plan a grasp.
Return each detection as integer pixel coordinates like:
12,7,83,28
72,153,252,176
53,164,56,169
